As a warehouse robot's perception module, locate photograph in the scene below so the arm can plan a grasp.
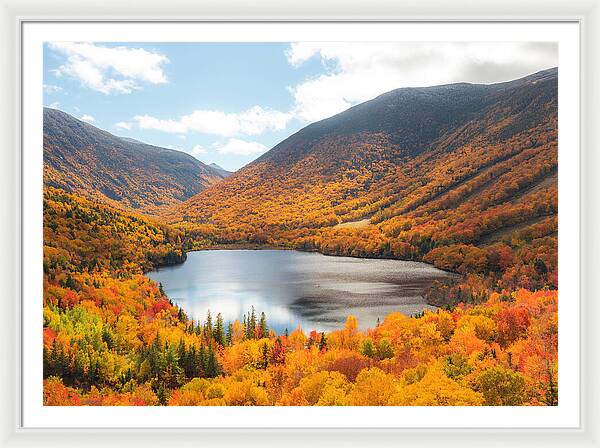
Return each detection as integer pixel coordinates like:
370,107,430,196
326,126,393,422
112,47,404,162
41,40,559,407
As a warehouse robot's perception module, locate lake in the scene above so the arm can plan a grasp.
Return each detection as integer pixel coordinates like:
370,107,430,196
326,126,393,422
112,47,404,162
146,249,456,333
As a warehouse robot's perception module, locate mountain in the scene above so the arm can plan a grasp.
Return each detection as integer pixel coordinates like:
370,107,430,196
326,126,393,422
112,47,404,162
43,108,228,213
208,163,232,177
165,68,557,291
255,67,556,167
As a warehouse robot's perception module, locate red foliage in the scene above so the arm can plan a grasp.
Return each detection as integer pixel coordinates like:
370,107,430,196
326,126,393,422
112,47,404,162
322,350,370,382
152,298,172,317
43,327,57,348
496,307,531,347
43,379,81,406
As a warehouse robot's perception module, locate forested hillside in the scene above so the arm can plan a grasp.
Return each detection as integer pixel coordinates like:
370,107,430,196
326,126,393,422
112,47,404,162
44,108,228,213
43,188,557,406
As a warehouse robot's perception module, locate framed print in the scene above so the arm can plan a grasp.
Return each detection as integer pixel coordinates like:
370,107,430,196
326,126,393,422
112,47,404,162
1,0,600,446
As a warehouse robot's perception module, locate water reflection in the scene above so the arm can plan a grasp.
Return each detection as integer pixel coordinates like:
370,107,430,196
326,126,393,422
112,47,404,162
146,250,455,333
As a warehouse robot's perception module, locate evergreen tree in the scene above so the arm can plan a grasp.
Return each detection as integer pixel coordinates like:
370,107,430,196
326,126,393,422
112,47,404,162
198,343,207,376
50,340,68,378
243,313,249,340
226,323,233,346
73,348,86,383
259,312,268,338
318,332,328,352
163,341,182,388
204,310,213,341
64,274,76,290
534,258,548,275
186,345,197,378
213,313,225,346
87,358,96,386
157,382,169,406
205,344,220,378
148,331,163,379
249,306,257,338
176,338,187,374
101,326,114,349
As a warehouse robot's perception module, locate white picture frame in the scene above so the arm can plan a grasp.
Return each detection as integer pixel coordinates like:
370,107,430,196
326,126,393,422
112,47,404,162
1,0,599,446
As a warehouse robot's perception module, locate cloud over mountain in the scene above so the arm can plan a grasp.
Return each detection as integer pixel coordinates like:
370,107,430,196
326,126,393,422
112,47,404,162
133,106,292,138
286,42,558,122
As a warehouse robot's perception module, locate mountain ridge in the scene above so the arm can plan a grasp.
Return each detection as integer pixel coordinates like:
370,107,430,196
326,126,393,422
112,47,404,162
44,107,228,213
254,67,557,167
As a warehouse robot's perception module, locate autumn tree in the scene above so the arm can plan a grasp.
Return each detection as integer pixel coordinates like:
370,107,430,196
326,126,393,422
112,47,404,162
477,366,527,406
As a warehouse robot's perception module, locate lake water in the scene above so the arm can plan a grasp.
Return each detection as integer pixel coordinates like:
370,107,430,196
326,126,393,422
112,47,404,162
146,250,455,333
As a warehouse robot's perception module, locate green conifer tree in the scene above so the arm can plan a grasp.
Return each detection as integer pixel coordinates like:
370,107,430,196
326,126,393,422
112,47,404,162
204,310,213,341
226,323,233,346
205,344,220,378
157,382,168,406
318,332,328,352
213,313,225,346
198,343,207,376
259,312,268,338
249,306,257,338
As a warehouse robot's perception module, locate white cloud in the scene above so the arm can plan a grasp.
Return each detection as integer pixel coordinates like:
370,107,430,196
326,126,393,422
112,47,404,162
286,42,558,122
43,84,62,94
285,43,323,68
114,121,132,130
133,115,187,134
190,144,207,155
133,106,291,138
80,114,95,123
49,42,169,95
213,139,267,156
47,101,61,109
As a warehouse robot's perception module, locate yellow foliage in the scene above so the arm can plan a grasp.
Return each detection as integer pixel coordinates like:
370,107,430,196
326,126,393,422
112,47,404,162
348,368,399,406
394,365,484,406
297,371,352,406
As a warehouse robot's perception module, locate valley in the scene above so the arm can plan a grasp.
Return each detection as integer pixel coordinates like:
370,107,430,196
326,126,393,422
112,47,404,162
163,68,557,296
42,68,559,407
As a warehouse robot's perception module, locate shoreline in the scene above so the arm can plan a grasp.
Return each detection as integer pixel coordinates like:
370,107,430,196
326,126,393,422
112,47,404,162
194,243,293,251
189,243,460,276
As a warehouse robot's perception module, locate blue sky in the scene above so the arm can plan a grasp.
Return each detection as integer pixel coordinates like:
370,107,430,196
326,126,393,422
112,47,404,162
43,42,558,171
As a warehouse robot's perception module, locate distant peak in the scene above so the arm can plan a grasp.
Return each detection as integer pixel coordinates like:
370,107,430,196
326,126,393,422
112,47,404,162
207,162,232,177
